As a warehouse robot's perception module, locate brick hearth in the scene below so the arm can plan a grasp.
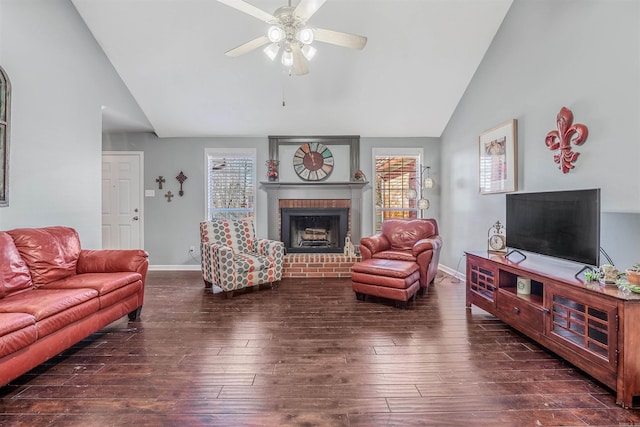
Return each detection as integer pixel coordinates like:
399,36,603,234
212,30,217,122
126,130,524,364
283,253,361,279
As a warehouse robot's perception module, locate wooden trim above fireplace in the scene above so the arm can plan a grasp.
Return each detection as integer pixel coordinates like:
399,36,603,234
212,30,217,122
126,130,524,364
268,135,360,181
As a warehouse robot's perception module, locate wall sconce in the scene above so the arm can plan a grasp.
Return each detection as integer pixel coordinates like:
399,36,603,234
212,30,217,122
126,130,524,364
406,165,434,214
423,166,435,189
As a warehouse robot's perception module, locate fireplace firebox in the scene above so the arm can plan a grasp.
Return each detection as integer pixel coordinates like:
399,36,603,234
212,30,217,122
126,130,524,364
281,208,348,253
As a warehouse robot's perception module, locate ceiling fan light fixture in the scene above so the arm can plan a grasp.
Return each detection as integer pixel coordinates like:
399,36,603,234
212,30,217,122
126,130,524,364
263,43,280,61
218,0,368,76
301,44,317,61
297,28,314,44
267,25,285,43
281,50,294,67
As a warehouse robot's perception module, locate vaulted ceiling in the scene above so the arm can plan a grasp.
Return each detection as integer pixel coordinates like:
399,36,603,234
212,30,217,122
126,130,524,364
72,0,513,138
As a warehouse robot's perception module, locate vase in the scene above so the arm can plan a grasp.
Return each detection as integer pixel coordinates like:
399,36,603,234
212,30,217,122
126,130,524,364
266,160,279,182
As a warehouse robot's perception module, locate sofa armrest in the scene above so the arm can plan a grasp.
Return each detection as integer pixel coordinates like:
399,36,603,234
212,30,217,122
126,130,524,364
254,239,285,260
204,243,236,276
359,234,390,260
77,249,148,275
412,236,442,257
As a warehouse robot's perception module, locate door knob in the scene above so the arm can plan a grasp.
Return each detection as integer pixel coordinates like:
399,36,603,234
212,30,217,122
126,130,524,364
133,216,139,221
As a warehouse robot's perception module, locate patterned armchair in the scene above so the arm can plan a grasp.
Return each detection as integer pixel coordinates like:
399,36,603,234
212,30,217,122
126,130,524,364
200,218,284,297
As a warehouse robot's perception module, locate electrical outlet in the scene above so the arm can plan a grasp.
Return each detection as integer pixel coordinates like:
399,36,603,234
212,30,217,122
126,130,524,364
189,246,196,253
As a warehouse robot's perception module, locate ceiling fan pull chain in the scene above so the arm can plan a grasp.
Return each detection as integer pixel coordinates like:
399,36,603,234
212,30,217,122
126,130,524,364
281,74,287,107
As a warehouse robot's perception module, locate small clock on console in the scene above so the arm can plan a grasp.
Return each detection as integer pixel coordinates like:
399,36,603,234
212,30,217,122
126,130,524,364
487,220,507,254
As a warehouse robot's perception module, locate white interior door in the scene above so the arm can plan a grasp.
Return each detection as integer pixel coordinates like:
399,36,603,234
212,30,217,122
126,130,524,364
102,152,144,249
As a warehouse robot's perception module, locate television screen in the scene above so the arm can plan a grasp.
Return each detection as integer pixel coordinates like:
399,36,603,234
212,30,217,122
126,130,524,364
506,189,600,266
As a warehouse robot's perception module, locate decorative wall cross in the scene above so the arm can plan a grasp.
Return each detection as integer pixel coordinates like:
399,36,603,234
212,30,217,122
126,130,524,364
544,107,588,174
165,191,174,202
176,171,187,196
155,176,166,189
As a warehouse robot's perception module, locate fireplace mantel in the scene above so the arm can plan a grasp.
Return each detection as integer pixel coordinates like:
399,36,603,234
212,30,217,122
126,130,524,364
261,181,367,188
261,181,368,245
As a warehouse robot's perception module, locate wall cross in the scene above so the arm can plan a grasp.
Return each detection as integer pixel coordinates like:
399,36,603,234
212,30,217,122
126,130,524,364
156,176,165,189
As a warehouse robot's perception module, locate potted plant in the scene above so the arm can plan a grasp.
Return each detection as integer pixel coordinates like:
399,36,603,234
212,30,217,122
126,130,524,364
584,269,599,283
626,264,640,285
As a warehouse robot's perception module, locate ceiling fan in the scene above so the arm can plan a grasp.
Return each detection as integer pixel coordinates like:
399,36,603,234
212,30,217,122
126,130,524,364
217,0,367,75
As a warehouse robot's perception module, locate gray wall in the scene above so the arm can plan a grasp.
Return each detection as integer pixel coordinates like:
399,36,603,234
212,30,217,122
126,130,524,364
103,133,441,266
0,0,150,247
440,0,640,272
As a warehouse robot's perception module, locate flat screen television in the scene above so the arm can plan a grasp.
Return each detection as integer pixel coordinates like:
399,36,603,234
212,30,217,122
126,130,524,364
505,189,600,266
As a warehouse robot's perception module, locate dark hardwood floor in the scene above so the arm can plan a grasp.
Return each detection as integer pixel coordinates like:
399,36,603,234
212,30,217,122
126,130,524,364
1,271,639,426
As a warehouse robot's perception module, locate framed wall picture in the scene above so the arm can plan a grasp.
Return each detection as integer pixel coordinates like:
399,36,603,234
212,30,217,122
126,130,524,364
478,119,517,194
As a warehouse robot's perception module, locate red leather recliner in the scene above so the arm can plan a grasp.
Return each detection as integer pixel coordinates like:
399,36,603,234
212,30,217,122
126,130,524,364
359,218,442,292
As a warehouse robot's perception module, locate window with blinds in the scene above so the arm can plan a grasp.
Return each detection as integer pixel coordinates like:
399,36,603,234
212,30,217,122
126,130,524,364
373,155,419,232
206,150,255,220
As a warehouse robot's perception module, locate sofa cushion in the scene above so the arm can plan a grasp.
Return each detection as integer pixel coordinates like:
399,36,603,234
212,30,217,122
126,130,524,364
372,249,416,262
0,313,37,358
0,232,33,298
201,218,256,253
0,288,98,321
42,272,142,295
0,288,100,339
381,219,437,251
0,312,36,337
42,272,143,310
7,226,81,287
234,253,273,274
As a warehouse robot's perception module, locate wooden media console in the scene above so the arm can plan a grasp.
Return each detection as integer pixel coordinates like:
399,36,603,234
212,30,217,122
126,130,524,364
466,250,640,408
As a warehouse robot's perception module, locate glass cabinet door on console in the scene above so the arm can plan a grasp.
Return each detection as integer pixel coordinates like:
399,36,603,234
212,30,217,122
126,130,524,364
466,255,497,312
545,283,618,373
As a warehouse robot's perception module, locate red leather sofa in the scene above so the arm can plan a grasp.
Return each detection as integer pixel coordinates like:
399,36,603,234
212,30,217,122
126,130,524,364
359,218,442,293
0,226,148,387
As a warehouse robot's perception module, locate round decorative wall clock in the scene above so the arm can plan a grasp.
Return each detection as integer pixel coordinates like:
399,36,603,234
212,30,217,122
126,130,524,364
293,142,334,181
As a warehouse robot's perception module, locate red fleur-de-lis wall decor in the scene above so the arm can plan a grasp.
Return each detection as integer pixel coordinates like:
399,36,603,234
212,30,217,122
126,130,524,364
544,106,588,174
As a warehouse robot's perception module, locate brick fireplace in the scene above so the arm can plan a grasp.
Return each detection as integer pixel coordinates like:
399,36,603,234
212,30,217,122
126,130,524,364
280,199,349,253
262,182,365,278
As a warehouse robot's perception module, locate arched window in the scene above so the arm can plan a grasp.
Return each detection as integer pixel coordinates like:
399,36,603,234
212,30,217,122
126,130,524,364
0,66,10,207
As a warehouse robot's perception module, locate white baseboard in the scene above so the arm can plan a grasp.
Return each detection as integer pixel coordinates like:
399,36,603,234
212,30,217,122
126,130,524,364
438,263,466,281
149,262,468,280
149,265,201,271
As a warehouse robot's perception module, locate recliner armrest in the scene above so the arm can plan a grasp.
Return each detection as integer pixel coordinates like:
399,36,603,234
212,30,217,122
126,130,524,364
412,236,442,257
360,234,391,259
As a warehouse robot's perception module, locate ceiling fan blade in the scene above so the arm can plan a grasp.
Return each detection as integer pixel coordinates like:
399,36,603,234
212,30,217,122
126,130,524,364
217,0,276,23
293,0,327,23
314,28,367,50
291,45,310,76
225,35,270,57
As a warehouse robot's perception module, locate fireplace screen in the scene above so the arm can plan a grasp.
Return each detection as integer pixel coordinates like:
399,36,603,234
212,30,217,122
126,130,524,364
281,208,348,253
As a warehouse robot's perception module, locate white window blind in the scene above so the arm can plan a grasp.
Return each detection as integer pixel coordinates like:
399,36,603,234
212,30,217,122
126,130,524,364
374,155,419,232
207,152,255,220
